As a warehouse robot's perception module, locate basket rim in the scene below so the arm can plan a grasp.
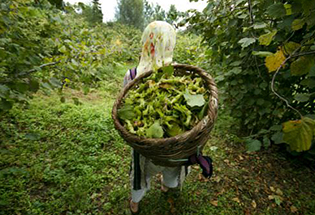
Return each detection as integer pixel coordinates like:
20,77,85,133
112,63,218,146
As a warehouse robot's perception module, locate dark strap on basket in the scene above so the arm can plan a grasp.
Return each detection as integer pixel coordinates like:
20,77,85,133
127,69,141,190
133,151,141,190
129,67,137,80
187,153,213,178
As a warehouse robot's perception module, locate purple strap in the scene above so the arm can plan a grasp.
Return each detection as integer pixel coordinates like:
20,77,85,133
188,153,213,178
129,68,137,80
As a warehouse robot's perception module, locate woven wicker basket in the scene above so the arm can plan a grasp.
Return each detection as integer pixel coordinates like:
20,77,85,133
112,64,218,167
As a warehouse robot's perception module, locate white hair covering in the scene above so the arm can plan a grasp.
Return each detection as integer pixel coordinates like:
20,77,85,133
137,21,176,76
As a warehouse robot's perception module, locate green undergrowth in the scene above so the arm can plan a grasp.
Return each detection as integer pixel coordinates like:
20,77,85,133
1,64,315,214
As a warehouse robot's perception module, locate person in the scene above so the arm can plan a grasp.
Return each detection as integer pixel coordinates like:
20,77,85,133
122,21,191,214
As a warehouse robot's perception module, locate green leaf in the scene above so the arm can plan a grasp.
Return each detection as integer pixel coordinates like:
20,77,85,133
60,96,66,103
290,56,314,76
146,121,164,138
291,19,305,31
238,38,256,48
238,14,247,19
259,30,277,46
246,139,262,152
252,51,273,57
117,104,136,120
72,97,82,105
283,41,300,55
267,3,286,18
274,195,282,206
0,99,12,110
198,101,208,119
49,78,63,88
29,80,39,93
59,45,67,53
283,117,315,152
16,83,29,93
161,65,174,78
300,78,315,88
83,86,90,95
263,137,271,148
306,13,315,29
271,132,284,144
257,98,264,105
184,90,205,107
166,122,183,137
270,125,282,131
294,93,310,102
25,133,41,141
310,65,315,77
284,4,292,15
253,22,267,29
0,85,10,98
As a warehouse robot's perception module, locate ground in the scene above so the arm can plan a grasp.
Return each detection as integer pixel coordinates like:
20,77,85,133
0,65,314,215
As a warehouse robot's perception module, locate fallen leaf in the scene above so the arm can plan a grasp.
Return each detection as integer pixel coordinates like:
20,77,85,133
232,197,241,204
268,195,275,200
270,186,276,192
167,198,176,214
276,188,283,196
290,205,298,213
210,200,218,206
224,159,230,164
192,166,200,170
252,200,257,208
238,155,244,160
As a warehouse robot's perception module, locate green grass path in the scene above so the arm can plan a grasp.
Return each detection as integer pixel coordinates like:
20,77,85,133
1,65,315,215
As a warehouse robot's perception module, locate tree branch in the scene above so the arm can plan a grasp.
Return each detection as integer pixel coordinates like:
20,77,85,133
248,0,254,25
270,48,303,119
292,51,315,58
18,61,60,77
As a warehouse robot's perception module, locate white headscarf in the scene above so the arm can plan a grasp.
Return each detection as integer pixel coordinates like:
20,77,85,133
137,21,176,76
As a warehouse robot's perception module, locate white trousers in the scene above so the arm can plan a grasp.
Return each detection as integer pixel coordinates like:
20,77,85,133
130,150,189,203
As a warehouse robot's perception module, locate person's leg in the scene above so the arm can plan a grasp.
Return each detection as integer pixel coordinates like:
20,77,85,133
161,166,182,189
130,150,145,213
130,151,162,212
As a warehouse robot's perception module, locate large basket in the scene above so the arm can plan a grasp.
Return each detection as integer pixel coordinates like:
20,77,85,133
112,64,218,167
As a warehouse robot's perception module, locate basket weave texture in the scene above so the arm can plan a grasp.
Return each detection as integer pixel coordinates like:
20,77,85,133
112,64,218,167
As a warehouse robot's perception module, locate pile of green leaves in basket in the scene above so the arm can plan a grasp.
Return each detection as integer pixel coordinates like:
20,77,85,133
117,66,210,138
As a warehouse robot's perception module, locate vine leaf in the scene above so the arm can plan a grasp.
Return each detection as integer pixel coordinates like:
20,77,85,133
265,49,286,72
294,93,310,102
259,30,277,46
292,19,305,31
283,41,300,55
238,38,256,48
284,4,292,15
253,22,267,29
267,3,286,18
283,117,315,152
245,139,262,152
117,104,135,120
184,90,205,107
146,121,164,138
290,56,314,76
166,122,183,137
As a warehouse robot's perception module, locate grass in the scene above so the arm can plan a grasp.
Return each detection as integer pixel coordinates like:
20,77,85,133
1,64,315,215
